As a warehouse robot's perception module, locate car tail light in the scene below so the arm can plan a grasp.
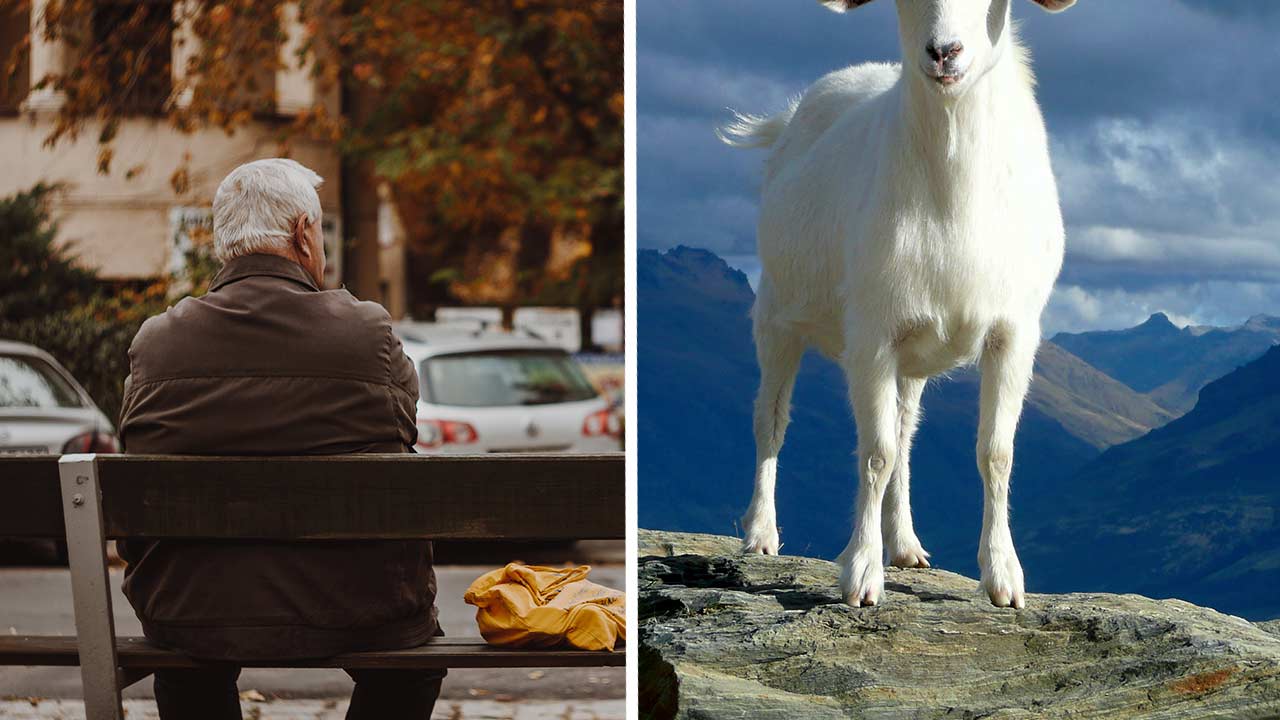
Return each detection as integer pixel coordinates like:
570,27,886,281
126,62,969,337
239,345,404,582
62,431,120,454
582,409,622,438
416,419,479,449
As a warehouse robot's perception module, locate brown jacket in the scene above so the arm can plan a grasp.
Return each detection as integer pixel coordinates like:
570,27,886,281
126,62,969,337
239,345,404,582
118,253,438,661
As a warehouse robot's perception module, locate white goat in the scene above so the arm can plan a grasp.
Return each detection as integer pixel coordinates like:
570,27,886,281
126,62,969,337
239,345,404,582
722,0,1075,609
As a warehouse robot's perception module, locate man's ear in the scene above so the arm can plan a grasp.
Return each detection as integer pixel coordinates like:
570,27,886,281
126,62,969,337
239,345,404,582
819,0,876,13
1027,0,1075,12
291,215,313,259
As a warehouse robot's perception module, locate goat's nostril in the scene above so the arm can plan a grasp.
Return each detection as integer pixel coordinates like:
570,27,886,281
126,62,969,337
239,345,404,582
927,41,964,63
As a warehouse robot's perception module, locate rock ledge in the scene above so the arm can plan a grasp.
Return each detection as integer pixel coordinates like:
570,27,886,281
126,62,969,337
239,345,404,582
639,530,1280,719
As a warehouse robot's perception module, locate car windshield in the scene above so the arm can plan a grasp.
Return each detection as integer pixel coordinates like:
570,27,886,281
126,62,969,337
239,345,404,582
0,354,84,409
422,349,600,407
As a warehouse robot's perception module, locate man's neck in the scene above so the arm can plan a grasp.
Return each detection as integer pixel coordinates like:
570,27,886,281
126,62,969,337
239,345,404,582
247,247,321,287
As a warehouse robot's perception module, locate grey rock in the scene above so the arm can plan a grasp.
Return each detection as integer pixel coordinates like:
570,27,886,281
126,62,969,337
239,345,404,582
639,529,1280,719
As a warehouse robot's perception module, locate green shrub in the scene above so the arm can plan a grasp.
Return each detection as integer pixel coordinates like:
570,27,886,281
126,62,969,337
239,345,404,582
0,184,98,319
0,184,194,424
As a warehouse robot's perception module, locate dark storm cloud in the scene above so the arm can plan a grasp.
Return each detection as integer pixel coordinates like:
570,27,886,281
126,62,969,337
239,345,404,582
639,0,1280,331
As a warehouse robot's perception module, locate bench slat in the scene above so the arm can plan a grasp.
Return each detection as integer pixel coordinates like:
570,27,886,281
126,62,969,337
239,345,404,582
4,453,624,540
0,636,625,669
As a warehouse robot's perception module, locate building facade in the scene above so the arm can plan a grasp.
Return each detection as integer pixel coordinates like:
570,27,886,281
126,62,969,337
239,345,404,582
0,0,382,294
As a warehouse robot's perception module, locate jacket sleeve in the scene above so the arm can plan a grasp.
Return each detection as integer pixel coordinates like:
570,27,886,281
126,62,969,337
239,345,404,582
117,373,133,452
388,330,420,451
117,319,149,453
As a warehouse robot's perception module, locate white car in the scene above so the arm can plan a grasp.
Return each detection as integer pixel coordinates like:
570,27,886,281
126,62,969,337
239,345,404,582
397,325,621,454
0,340,118,455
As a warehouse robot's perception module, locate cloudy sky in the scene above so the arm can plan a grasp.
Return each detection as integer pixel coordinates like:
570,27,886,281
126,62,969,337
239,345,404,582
638,0,1280,334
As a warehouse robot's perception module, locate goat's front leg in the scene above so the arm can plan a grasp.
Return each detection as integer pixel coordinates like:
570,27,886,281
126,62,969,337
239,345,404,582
976,324,1038,609
838,346,900,606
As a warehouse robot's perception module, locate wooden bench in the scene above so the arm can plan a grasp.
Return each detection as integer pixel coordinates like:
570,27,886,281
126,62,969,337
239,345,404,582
0,453,625,720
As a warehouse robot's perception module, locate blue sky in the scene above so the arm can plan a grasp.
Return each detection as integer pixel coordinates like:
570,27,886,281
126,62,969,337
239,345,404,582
638,0,1280,334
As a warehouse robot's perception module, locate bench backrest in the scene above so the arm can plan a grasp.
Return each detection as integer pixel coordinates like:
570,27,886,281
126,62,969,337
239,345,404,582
0,453,625,540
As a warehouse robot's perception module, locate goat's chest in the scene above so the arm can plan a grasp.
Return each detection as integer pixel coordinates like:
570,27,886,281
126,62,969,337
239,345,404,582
851,210,1047,377
852,171,1062,325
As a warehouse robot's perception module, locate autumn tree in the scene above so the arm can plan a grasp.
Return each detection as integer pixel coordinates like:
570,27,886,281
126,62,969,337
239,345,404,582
1,0,623,327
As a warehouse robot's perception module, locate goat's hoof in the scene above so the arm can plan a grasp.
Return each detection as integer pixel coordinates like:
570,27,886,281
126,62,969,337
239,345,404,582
890,553,931,569
981,554,1026,609
741,526,780,556
839,548,885,607
887,538,931,568
987,587,1025,609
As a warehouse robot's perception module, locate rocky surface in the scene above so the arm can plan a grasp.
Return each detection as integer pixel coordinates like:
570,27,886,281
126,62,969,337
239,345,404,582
639,530,1280,719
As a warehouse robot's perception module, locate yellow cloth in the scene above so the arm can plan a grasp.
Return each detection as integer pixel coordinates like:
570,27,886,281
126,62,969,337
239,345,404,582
463,563,625,651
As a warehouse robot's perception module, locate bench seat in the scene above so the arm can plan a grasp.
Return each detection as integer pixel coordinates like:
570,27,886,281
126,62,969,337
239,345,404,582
1,453,626,717
0,635,624,669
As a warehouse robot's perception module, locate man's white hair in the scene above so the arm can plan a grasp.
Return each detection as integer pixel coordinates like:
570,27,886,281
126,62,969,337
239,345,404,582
212,158,324,262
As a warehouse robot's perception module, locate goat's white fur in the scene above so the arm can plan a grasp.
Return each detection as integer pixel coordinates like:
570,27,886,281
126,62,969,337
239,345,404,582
725,0,1072,609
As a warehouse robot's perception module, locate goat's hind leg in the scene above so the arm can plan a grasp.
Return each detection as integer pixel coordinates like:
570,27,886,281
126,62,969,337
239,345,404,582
741,318,805,556
884,376,930,568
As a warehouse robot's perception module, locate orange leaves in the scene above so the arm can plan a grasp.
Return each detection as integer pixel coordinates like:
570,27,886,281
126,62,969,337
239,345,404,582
170,154,192,196
96,146,113,175
8,0,623,305
208,4,232,25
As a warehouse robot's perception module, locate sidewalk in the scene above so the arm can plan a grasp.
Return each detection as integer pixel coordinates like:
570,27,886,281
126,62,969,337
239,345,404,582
0,699,625,719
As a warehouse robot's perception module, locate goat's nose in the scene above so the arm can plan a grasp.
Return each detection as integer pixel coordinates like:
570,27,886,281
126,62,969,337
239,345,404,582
926,40,964,63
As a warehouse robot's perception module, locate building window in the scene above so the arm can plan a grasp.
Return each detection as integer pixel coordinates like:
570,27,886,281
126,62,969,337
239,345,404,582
91,0,173,115
0,4,30,113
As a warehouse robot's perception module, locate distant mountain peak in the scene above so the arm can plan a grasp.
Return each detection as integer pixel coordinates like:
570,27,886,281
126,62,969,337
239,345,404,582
1139,312,1179,332
1043,309,1280,413
666,245,724,262
1242,314,1280,332
639,246,755,305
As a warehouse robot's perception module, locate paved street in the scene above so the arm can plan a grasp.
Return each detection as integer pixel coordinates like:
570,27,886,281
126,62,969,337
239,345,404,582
0,563,624,703
0,699,625,719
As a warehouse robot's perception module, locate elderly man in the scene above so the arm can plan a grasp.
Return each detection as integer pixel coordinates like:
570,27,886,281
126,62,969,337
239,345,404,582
118,159,442,719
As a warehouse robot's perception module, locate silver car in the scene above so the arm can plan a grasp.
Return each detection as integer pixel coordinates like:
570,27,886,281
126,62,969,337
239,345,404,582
396,324,622,454
0,340,118,455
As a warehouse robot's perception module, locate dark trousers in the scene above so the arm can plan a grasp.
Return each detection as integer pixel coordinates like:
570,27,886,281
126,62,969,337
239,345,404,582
153,666,447,720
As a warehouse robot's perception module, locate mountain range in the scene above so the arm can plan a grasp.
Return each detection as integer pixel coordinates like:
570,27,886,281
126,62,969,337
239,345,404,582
1053,312,1280,413
1021,344,1280,619
639,245,1280,618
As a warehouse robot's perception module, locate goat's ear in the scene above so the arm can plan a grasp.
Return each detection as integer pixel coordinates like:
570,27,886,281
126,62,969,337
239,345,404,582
819,0,876,12
1026,0,1076,12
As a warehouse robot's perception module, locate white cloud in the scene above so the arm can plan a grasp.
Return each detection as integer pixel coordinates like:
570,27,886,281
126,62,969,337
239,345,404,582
641,51,798,119
1050,115,1280,296
1093,118,1228,201
1068,226,1280,280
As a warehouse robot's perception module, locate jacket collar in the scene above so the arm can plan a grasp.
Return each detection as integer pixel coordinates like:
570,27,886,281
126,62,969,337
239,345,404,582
209,254,319,293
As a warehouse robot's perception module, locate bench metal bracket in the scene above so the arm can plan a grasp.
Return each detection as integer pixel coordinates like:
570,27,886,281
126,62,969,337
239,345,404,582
117,666,154,691
59,454,124,720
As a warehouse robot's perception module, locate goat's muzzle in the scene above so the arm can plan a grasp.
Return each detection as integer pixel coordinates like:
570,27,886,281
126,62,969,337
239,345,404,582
926,40,966,85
